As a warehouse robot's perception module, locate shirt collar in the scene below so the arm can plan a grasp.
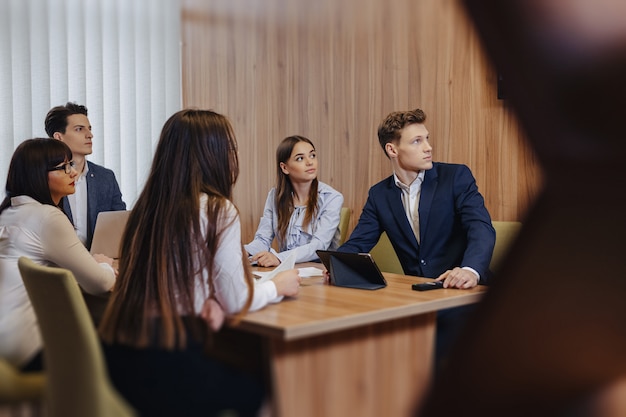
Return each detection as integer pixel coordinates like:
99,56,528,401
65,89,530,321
393,170,425,191
9,195,39,207
77,160,90,179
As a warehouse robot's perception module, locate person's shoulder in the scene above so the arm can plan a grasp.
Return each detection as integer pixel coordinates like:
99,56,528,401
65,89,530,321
369,175,395,192
200,193,238,216
427,163,476,188
86,161,115,176
431,161,469,170
20,199,67,225
223,198,237,214
318,181,342,196
219,198,240,229
2,198,71,237
429,162,472,177
11,196,57,214
86,160,108,171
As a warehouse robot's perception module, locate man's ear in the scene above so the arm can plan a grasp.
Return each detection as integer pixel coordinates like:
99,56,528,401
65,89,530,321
52,132,62,140
385,142,397,158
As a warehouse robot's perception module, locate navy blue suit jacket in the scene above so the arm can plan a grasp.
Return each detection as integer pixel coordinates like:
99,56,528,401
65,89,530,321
340,162,495,283
61,161,126,250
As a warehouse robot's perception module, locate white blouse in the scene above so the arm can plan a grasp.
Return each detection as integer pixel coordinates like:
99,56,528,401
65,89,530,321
0,196,115,367
194,194,282,315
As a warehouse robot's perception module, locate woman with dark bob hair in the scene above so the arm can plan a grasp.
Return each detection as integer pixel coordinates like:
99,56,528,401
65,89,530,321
99,109,301,417
0,138,116,371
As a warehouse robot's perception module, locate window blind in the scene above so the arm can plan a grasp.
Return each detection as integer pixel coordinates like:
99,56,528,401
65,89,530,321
0,0,182,208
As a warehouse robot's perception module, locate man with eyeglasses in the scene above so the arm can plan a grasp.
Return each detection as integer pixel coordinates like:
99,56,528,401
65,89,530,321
45,102,126,250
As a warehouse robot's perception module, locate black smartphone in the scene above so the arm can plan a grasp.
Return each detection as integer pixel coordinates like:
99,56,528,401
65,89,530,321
412,281,444,291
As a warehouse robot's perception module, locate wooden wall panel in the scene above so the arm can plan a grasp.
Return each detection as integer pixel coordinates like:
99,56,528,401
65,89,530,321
181,0,542,243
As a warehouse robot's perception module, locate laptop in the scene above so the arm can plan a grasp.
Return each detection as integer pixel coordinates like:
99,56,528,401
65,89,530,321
90,210,130,259
316,250,387,290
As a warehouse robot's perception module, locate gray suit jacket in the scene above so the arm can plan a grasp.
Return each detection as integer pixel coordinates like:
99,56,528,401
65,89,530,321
61,161,126,250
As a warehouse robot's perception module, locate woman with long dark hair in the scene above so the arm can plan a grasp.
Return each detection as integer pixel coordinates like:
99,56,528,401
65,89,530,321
0,138,115,371
245,135,343,267
99,109,301,417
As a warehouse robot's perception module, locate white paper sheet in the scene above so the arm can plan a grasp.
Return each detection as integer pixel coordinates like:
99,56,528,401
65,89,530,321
296,266,324,277
254,251,297,284
254,265,324,280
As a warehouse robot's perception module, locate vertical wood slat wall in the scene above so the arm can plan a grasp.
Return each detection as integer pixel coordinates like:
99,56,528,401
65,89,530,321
181,0,542,243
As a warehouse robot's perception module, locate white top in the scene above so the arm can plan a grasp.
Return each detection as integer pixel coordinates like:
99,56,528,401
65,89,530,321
394,171,425,243
244,182,343,263
67,162,89,245
0,196,115,367
195,194,282,315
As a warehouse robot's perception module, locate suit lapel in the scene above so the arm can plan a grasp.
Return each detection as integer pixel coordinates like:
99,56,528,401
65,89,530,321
85,163,99,239
384,177,419,249
418,165,438,243
61,196,73,224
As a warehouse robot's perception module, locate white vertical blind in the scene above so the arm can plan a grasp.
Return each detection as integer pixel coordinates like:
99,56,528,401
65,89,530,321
0,0,182,208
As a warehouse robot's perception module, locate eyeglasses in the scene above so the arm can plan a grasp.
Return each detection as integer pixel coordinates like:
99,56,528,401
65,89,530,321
49,161,76,174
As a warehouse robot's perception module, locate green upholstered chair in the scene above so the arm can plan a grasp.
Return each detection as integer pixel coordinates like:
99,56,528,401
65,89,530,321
490,221,523,271
370,231,404,274
338,207,351,245
0,358,45,406
369,221,523,276
18,257,136,417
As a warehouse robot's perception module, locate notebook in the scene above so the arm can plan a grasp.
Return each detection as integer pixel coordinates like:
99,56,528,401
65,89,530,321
316,250,387,290
90,210,130,259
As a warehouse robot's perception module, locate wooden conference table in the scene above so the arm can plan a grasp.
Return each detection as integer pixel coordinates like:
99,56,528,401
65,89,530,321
212,263,487,417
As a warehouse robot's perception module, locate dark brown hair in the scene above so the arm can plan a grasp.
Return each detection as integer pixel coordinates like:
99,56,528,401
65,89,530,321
377,108,427,158
274,135,319,245
99,109,254,349
44,102,89,137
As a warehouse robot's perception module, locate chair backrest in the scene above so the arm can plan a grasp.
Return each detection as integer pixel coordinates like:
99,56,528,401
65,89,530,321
369,231,404,274
338,207,351,244
366,222,523,275
18,257,135,417
0,358,45,405
490,221,523,271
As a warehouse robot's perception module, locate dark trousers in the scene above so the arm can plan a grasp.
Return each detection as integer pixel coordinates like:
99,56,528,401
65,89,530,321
102,320,266,417
435,304,477,376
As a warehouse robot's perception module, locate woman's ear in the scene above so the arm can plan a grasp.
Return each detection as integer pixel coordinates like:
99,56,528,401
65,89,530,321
279,162,289,175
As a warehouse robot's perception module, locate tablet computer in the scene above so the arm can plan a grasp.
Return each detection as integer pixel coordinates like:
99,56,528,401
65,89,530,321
316,250,387,290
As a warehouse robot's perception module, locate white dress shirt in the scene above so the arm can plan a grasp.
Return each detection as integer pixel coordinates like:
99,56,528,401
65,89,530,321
394,171,425,243
67,162,89,245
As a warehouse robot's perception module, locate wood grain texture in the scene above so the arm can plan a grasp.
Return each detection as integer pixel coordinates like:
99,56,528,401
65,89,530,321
181,0,542,242
221,266,485,417
237,271,486,340
269,315,434,417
